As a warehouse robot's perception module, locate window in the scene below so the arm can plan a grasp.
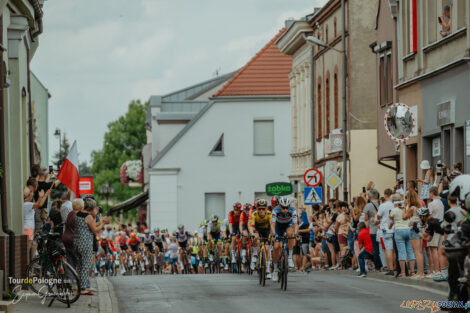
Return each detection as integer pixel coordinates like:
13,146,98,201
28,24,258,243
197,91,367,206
209,133,224,156
379,49,393,107
409,0,417,52
326,25,329,44
317,82,322,140
334,73,338,128
325,77,330,135
205,193,226,220
334,17,337,37
254,120,274,155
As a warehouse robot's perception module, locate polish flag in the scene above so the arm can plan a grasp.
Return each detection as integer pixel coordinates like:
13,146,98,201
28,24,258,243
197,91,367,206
57,141,79,196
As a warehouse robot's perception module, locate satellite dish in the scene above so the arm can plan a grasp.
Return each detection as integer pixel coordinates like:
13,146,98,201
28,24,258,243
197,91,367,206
384,103,415,143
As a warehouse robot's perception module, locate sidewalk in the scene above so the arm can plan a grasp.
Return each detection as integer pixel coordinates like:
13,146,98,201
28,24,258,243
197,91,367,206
10,277,119,313
321,268,449,293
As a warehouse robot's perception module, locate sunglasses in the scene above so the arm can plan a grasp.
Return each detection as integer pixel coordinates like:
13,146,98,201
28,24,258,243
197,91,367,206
281,207,289,210
258,207,266,211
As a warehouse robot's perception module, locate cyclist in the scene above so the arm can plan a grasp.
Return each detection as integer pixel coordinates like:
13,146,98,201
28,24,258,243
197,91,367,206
199,220,208,242
271,196,299,282
221,218,230,270
141,229,155,253
239,203,252,264
153,228,164,254
250,198,272,277
269,196,279,212
229,202,242,263
175,224,192,269
128,232,140,253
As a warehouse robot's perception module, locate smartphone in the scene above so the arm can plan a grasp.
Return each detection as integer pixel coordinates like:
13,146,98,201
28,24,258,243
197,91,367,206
362,186,366,193
49,165,53,174
437,172,442,176
438,16,442,23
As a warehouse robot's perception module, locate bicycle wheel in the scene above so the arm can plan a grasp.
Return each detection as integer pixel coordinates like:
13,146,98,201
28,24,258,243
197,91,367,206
258,250,264,285
25,256,49,295
282,250,288,291
47,260,81,304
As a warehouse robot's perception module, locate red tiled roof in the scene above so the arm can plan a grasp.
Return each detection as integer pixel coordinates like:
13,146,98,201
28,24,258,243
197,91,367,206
213,29,292,97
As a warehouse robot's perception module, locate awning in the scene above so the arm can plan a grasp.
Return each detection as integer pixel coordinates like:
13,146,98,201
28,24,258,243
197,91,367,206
108,191,148,215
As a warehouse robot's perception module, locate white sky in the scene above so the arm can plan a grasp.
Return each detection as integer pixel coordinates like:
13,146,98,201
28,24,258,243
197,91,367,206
31,0,327,164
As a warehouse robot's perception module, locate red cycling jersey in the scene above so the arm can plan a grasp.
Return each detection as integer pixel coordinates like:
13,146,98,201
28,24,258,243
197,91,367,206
128,237,139,246
228,210,241,226
240,210,250,225
100,239,116,252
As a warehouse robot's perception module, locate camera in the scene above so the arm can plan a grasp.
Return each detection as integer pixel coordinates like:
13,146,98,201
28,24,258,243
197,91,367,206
49,165,54,174
436,160,442,168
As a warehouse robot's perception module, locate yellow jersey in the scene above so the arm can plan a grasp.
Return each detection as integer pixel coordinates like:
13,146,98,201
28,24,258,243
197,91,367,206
250,211,272,230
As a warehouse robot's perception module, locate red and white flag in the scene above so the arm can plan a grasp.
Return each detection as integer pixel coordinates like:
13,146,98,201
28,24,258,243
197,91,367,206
57,140,79,196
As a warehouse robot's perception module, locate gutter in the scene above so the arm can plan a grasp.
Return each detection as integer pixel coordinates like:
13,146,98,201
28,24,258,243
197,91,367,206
0,15,15,290
28,0,43,38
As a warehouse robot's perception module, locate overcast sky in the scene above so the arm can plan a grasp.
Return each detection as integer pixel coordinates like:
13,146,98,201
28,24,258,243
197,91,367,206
31,0,327,165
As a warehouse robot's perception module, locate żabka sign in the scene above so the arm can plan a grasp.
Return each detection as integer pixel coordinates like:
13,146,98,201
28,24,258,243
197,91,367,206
266,182,293,196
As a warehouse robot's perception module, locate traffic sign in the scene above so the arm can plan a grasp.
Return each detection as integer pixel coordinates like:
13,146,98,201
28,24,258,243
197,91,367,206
326,172,342,190
303,168,322,187
304,187,322,205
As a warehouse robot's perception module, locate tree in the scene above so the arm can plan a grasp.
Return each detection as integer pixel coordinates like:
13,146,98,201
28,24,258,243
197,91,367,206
79,161,91,176
91,100,148,214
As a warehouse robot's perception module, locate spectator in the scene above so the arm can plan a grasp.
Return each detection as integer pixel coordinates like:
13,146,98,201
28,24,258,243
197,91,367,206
407,180,417,194
357,222,373,278
335,202,351,268
418,207,447,281
389,194,416,277
324,204,340,269
74,197,110,295
363,189,382,271
60,191,73,224
439,5,451,37
395,174,405,196
403,190,425,279
24,186,50,259
30,164,41,179
103,224,116,241
62,198,83,270
48,200,64,233
376,188,395,275
298,205,311,270
426,186,446,278
418,160,433,205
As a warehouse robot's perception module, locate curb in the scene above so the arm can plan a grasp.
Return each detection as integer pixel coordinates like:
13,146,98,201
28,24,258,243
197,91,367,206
321,269,449,292
96,277,119,313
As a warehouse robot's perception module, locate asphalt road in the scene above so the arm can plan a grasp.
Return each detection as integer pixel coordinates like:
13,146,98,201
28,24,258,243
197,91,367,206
109,272,447,313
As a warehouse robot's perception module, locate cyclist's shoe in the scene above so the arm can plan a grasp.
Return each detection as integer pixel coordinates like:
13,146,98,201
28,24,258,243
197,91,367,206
224,264,229,270
272,270,279,282
266,272,272,280
251,255,257,270
288,257,294,268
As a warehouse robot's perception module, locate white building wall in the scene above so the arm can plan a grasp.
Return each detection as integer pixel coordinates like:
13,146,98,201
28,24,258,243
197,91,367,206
157,123,186,152
149,170,178,229
150,99,291,231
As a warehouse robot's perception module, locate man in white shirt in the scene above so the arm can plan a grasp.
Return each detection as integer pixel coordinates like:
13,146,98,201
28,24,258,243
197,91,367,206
376,189,395,275
60,191,73,224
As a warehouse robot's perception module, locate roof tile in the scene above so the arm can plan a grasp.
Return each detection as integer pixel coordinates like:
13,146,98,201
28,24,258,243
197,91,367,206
213,29,292,97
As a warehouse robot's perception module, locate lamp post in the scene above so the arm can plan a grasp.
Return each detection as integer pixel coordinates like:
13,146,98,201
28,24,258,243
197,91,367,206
54,128,61,170
303,0,348,201
100,181,114,212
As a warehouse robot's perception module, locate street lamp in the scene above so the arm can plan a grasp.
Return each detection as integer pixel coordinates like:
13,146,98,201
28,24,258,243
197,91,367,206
303,0,348,202
100,181,114,212
54,128,61,170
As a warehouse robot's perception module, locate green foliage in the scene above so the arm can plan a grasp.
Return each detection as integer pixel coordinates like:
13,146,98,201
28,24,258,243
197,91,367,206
79,161,91,176
91,100,148,214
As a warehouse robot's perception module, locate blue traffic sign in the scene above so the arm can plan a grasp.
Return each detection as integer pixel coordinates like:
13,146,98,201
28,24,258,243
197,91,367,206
304,187,322,205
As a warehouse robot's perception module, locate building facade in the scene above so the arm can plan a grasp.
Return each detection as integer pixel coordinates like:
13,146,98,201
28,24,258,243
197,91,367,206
31,71,50,167
149,30,292,230
395,0,470,181
0,0,45,291
278,0,394,203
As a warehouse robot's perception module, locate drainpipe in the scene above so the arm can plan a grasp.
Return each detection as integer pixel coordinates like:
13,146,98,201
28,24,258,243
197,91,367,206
0,15,16,289
27,48,34,166
302,33,316,168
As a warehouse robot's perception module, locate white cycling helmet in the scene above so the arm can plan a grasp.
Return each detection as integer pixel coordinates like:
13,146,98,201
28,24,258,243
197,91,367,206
417,207,430,217
279,196,291,208
449,174,470,209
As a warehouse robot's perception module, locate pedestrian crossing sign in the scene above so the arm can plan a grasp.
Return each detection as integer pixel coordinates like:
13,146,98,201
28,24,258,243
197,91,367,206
304,187,322,205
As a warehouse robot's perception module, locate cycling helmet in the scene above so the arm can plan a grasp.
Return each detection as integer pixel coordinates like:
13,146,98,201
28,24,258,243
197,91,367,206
449,174,470,209
417,207,430,217
233,202,242,210
256,198,268,208
279,196,291,208
200,219,207,227
243,203,250,211
211,215,219,223
144,229,150,234
271,195,279,206
177,224,184,230
130,232,137,238
154,227,160,233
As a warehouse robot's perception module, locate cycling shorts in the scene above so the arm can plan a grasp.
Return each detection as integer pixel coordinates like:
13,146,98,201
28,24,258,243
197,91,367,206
274,222,293,240
210,231,221,241
155,242,163,251
145,243,155,253
255,228,270,240
179,240,188,249
130,243,139,252
120,245,127,251
241,224,248,232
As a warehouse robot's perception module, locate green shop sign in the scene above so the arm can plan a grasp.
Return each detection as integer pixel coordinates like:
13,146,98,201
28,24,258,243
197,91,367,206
266,182,293,196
